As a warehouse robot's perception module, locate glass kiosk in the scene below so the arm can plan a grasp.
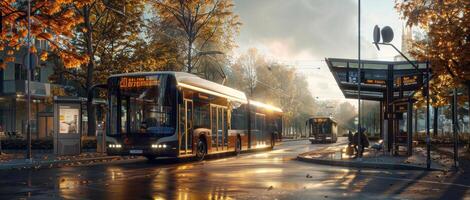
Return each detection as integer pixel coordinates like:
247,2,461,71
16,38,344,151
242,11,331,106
53,96,84,156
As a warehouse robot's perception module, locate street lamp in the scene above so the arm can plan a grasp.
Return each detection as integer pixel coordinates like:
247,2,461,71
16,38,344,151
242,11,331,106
373,25,432,170
26,0,32,161
357,0,362,160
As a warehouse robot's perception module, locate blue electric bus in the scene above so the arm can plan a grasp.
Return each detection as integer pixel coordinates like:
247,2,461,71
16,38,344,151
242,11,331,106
105,72,282,160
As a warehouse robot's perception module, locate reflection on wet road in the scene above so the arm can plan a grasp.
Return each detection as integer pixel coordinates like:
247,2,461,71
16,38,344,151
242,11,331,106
0,139,469,199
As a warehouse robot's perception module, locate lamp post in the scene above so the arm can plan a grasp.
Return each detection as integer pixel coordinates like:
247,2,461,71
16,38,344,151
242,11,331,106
26,0,32,161
357,0,362,159
373,25,432,170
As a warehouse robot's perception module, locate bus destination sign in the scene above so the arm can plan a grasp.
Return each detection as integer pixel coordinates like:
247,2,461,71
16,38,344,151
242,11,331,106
402,75,419,86
120,77,160,89
395,75,419,87
364,79,386,85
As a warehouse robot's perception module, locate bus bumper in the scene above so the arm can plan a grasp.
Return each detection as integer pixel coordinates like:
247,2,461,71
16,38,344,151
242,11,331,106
106,142,179,157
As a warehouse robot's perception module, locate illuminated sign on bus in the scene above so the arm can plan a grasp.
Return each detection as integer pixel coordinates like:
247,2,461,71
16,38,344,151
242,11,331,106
120,77,160,89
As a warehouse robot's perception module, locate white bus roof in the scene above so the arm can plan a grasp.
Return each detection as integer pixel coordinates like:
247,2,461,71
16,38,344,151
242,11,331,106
109,71,248,103
249,100,283,113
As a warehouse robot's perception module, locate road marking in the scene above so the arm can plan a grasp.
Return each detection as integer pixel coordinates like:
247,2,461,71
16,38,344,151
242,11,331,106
307,167,470,188
358,174,470,189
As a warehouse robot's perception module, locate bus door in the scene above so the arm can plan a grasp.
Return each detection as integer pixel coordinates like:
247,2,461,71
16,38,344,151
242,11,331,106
211,105,227,151
180,99,193,155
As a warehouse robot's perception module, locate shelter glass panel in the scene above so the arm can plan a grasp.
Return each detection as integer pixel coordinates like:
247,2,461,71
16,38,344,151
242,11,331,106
363,63,387,70
331,61,347,68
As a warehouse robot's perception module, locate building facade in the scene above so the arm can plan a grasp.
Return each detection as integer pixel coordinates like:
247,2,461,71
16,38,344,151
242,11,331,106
0,39,67,139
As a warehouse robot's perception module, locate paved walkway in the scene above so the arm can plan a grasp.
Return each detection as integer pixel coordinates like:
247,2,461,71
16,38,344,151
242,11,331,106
298,141,449,171
0,151,139,170
0,138,306,170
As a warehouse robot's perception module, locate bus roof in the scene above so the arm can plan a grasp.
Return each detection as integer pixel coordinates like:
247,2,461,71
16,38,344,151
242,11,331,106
249,100,283,113
109,71,248,103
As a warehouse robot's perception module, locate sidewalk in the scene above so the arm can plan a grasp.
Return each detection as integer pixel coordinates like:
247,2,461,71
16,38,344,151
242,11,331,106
0,152,140,170
282,138,309,142
297,143,449,171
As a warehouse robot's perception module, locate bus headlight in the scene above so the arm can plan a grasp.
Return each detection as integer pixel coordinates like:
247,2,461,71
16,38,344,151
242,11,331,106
108,144,122,148
152,144,168,149
326,137,332,140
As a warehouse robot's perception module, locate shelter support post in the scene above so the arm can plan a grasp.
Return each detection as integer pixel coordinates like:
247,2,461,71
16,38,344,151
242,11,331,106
407,98,413,156
386,65,394,153
380,101,384,138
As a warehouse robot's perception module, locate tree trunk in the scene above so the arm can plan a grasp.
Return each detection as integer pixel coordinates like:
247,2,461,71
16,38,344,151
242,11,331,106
187,39,193,73
467,81,470,151
84,6,96,137
414,108,418,140
433,106,438,137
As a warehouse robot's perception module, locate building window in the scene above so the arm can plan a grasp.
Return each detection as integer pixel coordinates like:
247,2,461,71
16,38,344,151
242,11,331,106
15,64,27,80
33,66,41,81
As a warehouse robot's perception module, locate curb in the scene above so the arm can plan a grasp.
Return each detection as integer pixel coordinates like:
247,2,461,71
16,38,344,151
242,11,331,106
0,156,141,170
282,138,308,142
296,155,442,171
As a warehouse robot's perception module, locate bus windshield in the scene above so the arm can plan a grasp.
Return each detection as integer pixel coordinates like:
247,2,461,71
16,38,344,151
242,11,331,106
312,120,331,135
107,74,177,137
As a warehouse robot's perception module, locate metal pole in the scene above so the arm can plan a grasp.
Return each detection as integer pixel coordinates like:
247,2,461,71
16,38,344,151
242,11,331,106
26,0,32,161
452,88,459,168
357,0,362,158
407,97,413,156
426,62,431,169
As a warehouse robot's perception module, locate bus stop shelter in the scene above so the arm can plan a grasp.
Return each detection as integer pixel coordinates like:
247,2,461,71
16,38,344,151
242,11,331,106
326,58,429,156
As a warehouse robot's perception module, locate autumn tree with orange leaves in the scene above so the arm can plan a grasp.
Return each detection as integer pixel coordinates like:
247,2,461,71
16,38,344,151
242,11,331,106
395,0,470,107
69,0,148,136
0,0,91,69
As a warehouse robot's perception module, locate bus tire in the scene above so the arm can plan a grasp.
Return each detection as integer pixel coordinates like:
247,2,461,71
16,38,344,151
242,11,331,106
235,136,242,155
271,134,275,149
145,155,156,160
196,138,207,161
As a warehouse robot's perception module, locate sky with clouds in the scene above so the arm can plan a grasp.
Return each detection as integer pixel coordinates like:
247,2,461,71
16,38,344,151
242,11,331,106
232,0,406,104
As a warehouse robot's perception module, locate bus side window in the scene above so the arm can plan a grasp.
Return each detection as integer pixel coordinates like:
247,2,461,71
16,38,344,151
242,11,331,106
231,106,247,130
194,101,210,129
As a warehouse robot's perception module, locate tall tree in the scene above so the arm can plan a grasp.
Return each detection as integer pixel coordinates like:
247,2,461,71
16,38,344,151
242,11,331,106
228,48,317,136
396,0,470,103
334,101,357,131
153,0,241,73
230,48,264,96
63,0,147,136
0,0,91,68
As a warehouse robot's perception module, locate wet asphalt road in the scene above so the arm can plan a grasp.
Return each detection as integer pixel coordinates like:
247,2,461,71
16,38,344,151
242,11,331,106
0,139,469,200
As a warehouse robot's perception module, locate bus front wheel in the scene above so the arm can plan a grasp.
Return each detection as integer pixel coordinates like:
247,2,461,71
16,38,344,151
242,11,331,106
145,155,156,160
196,139,207,161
